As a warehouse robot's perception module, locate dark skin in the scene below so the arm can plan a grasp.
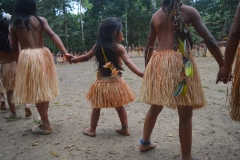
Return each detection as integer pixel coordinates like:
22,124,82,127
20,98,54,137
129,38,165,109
10,16,72,131
217,3,240,84
141,4,223,160
145,5,224,67
71,31,143,136
10,16,72,62
0,51,15,115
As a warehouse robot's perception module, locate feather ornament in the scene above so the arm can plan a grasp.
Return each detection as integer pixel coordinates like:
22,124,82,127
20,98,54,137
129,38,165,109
2,10,12,20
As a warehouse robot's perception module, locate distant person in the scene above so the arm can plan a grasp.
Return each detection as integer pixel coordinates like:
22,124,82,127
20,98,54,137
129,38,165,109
217,2,240,122
139,0,223,159
11,0,72,134
0,11,32,119
71,17,143,137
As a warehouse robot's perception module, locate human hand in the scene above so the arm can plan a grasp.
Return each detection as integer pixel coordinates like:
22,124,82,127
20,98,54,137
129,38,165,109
64,53,74,64
216,65,232,84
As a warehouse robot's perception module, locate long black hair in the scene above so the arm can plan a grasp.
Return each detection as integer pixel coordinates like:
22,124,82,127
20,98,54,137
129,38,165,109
0,17,11,53
162,0,179,16
13,0,42,30
94,17,124,74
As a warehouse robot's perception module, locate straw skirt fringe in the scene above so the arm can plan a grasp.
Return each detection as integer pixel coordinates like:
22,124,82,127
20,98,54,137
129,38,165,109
86,76,135,109
0,62,17,93
140,50,206,110
14,47,59,104
229,45,240,122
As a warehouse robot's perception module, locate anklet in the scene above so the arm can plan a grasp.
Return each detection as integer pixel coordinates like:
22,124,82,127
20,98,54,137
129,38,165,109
140,139,151,146
122,126,128,129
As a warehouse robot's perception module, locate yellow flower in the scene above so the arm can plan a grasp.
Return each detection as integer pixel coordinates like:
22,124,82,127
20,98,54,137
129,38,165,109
103,62,111,68
110,63,114,70
111,68,119,77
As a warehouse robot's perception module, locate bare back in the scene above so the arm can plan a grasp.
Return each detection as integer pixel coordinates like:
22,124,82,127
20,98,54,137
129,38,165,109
12,16,44,49
151,5,192,51
146,4,224,67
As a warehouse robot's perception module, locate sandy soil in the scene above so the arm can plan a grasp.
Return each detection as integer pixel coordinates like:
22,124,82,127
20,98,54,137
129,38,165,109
0,57,240,160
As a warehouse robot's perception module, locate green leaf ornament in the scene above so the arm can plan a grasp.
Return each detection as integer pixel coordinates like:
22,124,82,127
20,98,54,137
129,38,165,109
185,60,193,77
173,80,185,97
177,36,184,54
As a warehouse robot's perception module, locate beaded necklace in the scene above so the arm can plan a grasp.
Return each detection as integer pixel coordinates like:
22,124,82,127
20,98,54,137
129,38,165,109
170,1,194,97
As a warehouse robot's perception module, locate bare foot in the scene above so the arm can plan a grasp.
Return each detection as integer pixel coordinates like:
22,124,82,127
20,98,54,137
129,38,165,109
139,143,157,152
1,102,6,111
83,128,96,137
115,128,130,136
25,106,32,118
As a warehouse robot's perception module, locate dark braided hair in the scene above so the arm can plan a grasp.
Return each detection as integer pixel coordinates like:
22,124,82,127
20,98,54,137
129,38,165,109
13,0,42,30
94,17,124,75
0,17,11,53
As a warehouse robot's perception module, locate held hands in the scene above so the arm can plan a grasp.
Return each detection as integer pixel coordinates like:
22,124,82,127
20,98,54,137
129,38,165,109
69,56,77,64
64,53,74,64
216,65,232,84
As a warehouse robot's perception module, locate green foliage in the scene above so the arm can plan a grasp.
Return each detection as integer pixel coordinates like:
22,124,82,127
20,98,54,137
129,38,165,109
0,0,239,51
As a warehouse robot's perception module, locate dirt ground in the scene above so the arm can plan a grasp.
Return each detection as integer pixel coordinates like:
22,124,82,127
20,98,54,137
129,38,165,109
0,57,240,160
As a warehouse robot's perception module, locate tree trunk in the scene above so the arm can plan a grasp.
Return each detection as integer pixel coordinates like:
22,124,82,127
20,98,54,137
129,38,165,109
79,0,84,41
63,2,68,50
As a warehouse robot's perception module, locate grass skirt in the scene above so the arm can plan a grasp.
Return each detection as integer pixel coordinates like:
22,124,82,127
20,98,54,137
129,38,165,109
0,62,17,93
229,45,240,122
140,50,206,109
86,75,135,109
14,47,59,104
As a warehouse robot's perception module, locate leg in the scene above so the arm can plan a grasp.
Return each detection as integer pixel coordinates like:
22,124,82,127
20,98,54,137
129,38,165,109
139,105,163,152
4,90,18,119
35,102,52,130
178,106,193,160
83,108,101,137
6,90,15,114
115,106,130,136
0,93,6,110
25,104,32,118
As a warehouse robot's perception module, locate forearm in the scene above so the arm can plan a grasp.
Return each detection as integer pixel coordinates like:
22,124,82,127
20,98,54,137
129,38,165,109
204,36,224,67
145,46,154,66
224,34,240,68
125,61,143,77
72,55,89,63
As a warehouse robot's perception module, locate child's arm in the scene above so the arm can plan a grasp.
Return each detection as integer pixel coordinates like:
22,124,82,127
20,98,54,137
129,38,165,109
40,17,73,63
117,44,144,77
71,46,95,63
10,25,20,62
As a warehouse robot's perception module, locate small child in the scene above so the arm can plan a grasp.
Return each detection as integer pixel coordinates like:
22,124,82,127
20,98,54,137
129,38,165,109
10,0,72,134
0,11,32,118
71,17,144,137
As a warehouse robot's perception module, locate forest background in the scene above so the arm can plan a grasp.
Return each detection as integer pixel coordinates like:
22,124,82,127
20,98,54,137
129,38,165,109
0,0,239,53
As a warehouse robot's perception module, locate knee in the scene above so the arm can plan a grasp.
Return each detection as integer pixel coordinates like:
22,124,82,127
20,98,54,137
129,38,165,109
115,106,125,113
178,107,193,121
147,105,162,119
92,108,101,113
150,105,163,114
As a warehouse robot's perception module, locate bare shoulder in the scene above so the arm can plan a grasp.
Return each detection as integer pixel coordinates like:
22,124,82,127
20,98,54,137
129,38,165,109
116,44,126,55
182,5,200,18
39,17,47,23
151,8,163,22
